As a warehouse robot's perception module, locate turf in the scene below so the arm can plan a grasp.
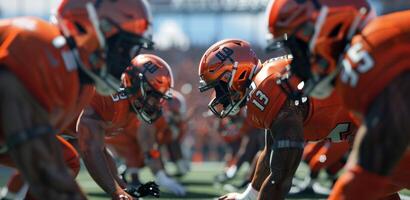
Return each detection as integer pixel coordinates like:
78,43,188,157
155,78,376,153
1,162,409,200
75,162,410,200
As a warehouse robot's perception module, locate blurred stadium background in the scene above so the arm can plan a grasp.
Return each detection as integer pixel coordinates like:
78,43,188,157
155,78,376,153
0,1,409,200
0,0,272,165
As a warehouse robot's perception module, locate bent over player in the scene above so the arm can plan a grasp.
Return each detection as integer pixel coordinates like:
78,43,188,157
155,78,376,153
265,0,410,199
0,0,153,199
198,39,357,200
78,54,177,200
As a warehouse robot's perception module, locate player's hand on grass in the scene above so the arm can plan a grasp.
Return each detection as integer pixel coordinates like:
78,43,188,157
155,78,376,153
218,184,259,200
112,189,135,200
155,170,186,196
218,192,244,200
125,181,160,198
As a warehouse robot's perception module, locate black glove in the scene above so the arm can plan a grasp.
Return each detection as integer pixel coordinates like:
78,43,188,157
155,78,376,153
125,181,160,198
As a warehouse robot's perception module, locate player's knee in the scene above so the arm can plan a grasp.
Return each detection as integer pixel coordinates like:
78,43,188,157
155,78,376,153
62,149,80,176
67,156,81,176
7,172,24,193
309,159,323,173
59,138,81,176
329,165,390,200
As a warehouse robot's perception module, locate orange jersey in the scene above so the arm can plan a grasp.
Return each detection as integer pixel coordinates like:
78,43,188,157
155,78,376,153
153,116,172,145
336,10,410,115
61,85,96,136
90,92,140,136
247,58,356,142
0,17,81,125
0,17,95,138
154,115,188,145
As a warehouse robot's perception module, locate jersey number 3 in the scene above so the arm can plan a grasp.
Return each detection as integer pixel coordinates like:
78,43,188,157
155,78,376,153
252,90,269,111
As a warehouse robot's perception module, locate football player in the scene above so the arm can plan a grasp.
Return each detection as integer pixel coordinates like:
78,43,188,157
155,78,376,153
136,102,187,196
0,0,153,199
77,54,184,199
198,39,357,200
161,90,191,177
106,90,189,188
265,0,410,199
215,110,264,184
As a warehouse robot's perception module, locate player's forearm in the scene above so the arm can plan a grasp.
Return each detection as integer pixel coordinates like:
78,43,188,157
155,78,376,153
10,135,86,199
78,124,122,196
250,147,270,190
146,158,165,174
258,148,303,200
137,125,164,173
81,146,123,195
104,149,128,188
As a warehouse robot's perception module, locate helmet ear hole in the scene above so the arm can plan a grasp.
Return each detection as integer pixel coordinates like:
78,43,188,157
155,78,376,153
74,21,87,34
238,71,247,80
234,42,242,46
328,23,343,38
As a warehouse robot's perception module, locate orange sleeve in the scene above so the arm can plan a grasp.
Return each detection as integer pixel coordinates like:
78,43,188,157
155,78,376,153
89,93,115,121
336,11,410,114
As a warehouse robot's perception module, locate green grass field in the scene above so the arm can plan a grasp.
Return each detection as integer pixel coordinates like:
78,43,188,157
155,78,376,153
76,162,410,200
1,162,409,200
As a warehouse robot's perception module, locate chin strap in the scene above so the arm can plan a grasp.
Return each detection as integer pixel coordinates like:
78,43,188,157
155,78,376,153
85,2,105,49
309,5,329,53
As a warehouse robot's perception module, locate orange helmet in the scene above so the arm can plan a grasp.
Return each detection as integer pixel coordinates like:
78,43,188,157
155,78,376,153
198,39,261,118
121,54,174,123
56,0,154,95
266,0,370,98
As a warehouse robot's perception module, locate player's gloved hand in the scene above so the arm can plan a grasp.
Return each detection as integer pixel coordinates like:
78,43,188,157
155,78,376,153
155,170,186,196
125,181,160,198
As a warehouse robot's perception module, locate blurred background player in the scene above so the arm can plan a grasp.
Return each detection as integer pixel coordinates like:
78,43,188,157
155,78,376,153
136,102,187,196
0,0,154,199
162,90,191,177
77,54,174,200
105,90,188,194
265,0,410,199
198,39,357,200
214,109,264,186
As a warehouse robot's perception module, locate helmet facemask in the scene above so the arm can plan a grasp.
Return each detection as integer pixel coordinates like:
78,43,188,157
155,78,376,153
282,3,368,99
128,72,170,124
200,62,251,118
56,2,154,96
308,6,368,99
103,18,154,78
